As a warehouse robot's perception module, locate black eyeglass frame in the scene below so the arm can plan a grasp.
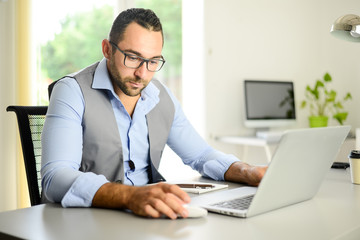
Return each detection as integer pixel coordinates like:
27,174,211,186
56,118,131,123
109,41,166,72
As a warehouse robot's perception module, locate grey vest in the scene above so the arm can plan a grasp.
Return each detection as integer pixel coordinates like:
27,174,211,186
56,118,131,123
49,62,175,183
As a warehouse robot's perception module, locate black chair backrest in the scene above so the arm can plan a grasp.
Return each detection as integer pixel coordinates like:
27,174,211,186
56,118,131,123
7,105,48,206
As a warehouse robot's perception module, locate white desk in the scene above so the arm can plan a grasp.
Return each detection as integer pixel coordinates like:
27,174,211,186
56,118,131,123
217,135,356,164
216,135,278,162
0,169,359,240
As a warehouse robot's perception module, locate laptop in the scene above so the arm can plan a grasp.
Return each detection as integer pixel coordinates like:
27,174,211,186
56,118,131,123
191,126,350,218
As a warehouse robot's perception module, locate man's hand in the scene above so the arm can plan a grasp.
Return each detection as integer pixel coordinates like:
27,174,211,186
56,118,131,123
92,182,191,219
126,183,191,219
224,161,267,186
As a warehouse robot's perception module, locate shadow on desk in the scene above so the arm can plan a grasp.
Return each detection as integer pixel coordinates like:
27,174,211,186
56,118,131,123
41,204,207,240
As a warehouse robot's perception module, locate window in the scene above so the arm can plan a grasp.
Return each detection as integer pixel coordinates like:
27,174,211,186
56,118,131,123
32,0,182,105
33,0,116,105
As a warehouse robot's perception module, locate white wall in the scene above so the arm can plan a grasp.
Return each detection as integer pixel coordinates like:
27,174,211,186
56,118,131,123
203,0,360,164
0,0,18,211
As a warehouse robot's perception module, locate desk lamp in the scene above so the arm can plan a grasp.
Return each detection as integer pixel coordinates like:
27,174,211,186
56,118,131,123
330,14,360,42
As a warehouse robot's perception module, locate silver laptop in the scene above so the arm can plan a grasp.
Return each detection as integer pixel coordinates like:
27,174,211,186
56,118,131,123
191,126,350,218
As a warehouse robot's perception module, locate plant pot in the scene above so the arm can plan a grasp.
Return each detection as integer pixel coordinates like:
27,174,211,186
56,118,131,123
308,116,328,128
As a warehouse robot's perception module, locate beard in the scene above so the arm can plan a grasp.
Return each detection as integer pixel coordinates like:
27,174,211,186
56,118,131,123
108,57,149,97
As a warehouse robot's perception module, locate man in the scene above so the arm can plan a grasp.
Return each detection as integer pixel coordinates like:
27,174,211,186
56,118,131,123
41,8,267,220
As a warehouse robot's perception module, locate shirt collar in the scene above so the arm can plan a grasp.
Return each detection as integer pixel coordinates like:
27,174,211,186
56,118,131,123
92,58,114,92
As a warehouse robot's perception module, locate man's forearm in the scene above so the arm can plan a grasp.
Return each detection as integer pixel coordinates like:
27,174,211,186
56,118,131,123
92,182,133,209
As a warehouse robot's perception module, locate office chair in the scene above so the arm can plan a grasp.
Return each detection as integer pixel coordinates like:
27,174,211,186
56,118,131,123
6,105,48,206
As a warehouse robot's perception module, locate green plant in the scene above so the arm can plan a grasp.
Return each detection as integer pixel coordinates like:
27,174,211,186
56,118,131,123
301,72,352,125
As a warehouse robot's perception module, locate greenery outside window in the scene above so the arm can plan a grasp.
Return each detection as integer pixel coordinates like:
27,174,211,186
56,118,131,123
35,0,182,105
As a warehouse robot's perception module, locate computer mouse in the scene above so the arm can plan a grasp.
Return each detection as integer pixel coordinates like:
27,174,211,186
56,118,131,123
182,205,208,218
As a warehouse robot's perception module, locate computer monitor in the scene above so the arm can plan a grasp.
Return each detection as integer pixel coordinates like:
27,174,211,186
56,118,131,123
243,80,296,131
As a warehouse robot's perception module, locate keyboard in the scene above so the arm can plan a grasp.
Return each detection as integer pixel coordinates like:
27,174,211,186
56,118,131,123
210,195,254,210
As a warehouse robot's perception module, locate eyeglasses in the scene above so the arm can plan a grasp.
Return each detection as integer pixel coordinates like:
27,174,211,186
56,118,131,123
109,41,165,72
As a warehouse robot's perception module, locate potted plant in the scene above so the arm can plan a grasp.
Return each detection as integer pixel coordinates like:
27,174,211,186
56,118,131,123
301,72,352,127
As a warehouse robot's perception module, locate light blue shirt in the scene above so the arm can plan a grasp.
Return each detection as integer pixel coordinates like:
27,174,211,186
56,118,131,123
41,58,239,207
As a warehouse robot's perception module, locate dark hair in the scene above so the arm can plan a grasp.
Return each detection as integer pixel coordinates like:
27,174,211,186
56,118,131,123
109,8,163,46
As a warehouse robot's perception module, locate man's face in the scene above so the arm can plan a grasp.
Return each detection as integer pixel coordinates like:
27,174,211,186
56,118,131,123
107,22,163,97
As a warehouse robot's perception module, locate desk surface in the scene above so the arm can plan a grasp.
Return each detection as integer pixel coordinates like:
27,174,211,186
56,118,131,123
0,169,359,240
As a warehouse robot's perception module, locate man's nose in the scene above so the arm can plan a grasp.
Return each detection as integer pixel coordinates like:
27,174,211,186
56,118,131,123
134,61,148,78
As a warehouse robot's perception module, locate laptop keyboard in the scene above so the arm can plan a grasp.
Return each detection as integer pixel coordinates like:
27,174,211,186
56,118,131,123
211,195,254,210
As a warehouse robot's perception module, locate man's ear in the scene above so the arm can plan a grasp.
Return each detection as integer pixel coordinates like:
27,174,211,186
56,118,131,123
102,39,112,60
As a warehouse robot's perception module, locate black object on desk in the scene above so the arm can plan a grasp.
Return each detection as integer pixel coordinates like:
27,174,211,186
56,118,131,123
0,231,25,240
331,162,350,169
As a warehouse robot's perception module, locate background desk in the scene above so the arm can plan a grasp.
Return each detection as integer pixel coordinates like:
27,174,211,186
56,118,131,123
217,135,355,164
0,169,359,240
216,135,279,162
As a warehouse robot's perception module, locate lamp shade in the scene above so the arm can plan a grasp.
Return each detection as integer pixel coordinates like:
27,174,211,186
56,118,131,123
330,14,360,42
